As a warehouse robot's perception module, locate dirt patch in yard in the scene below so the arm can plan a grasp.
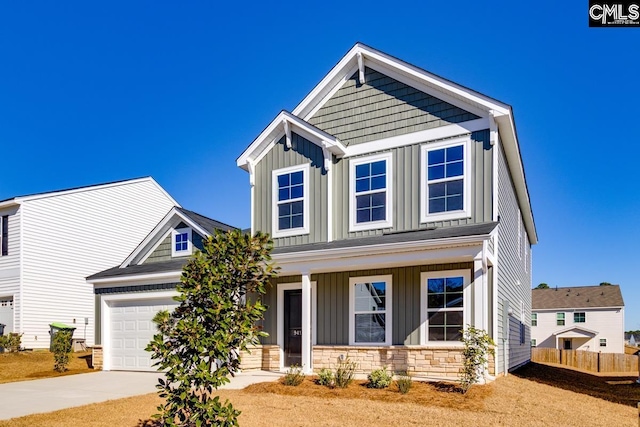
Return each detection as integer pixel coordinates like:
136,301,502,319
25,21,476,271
513,362,640,407
0,351,96,384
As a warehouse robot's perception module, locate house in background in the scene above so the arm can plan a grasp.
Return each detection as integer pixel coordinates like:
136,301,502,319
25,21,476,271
0,178,177,349
531,285,625,353
236,43,537,378
86,207,236,371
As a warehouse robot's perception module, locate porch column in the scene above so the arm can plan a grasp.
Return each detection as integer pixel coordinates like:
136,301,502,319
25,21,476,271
301,271,312,374
473,256,488,332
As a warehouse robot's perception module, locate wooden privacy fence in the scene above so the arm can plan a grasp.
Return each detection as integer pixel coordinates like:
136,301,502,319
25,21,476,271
531,348,639,374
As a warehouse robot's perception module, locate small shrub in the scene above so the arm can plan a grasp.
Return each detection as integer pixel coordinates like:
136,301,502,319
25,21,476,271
317,368,334,387
459,325,495,394
367,367,392,389
282,364,305,386
334,358,357,388
0,333,23,353
396,372,412,394
52,330,73,372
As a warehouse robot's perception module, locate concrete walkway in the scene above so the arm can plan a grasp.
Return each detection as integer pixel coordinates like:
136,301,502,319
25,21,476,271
0,370,282,421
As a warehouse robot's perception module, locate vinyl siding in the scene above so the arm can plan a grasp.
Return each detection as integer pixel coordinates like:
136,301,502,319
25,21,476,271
0,206,22,334
254,133,327,247
262,263,473,346
20,179,176,348
143,229,205,264
496,144,532,372
334,130,492,240
308,67,479,146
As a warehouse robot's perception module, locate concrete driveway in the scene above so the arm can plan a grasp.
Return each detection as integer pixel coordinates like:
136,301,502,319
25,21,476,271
0,370,282,421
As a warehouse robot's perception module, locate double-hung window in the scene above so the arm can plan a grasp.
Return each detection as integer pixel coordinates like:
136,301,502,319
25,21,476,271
0,215,7,256
172,227,192,257
349,275,392,345
420,270,469,343
349,153,393,232
556,312,565,326
531,313,537,326
272,164,309,238
421,137,470,222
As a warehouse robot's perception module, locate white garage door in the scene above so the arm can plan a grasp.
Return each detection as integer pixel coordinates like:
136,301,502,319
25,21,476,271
0,298,13,334
110,298,178,372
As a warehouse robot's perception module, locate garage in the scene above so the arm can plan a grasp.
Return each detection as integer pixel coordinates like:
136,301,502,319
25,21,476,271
0,297,13,334
109,298,178,371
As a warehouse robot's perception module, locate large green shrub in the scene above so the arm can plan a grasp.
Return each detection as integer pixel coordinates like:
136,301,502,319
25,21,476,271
52,330,73,372
459,325,494,394
146,230,277,427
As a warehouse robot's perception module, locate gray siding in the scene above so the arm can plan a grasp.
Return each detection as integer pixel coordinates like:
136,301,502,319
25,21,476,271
496,143,532,373
143,228,205,264
308,67,479,146
334,130,493,240
262,263,474,346
254,133,328,247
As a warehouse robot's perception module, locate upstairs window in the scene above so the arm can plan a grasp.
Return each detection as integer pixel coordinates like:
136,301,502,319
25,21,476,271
531,313,537,326
421,137,471,222
556,312,565,326
349,153,393,232
172,227,192,257
1,215,7,256
272,164,309,238
574,312,586,323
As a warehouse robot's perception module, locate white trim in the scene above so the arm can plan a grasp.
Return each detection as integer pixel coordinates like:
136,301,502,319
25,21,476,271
344,118,488,158
348,275,392,346
18,205,24,334
276,281,317,371
88,270,182,285
349,152,393,232
171,227,193,257
326,157,333,242
517,209,522,260
420,269,471,345
420,136,472,223
271,164,310,239
101,290,179,371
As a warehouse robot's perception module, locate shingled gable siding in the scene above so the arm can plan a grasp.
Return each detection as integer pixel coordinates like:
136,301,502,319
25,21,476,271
308,67,479,146
496,143,532,373
254,133,328,248
333,130,493,240
261,263,474,346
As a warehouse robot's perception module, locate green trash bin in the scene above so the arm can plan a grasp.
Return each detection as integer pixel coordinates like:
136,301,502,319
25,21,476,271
49,322,76,352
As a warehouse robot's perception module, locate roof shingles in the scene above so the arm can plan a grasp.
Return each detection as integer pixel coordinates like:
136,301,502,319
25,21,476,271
532,285,624,310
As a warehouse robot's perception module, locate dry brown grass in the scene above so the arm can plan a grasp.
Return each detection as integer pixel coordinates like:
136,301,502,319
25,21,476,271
0,364,638,427
0,350,95,384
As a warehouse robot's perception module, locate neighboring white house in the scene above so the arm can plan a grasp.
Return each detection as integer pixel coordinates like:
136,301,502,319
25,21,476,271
0,177,178,349
531,285,625,354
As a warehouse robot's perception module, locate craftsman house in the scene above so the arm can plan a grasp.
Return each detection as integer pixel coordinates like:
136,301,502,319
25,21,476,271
0,178,177,349
236,43,537,378
531,285,625,354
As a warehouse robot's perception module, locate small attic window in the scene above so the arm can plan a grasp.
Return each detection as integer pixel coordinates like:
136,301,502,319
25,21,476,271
172,227,192,257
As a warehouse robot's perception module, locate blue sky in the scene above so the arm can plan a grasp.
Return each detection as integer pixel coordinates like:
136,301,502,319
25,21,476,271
1,2,638,329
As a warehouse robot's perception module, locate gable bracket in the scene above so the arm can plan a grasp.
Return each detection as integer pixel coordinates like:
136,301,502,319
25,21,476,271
247,159,256,187
283,119,292,149
357,52,365,85
488,110,498,146
321,142,332,172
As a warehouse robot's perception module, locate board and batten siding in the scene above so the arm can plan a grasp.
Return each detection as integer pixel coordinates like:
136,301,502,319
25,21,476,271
254,133,328,248
0,206,22,334
20,179,176,348
308,67,479,146
262,263,476,346
496,143,532,373
333,130,493,240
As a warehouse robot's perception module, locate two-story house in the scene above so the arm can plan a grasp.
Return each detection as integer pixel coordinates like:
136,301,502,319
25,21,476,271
531,285,625,354
86,207,236,371
236,43,537,378
0,178,177,349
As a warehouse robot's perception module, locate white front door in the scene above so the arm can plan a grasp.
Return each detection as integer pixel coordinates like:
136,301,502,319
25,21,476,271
109,298,178,371
0,297,13,334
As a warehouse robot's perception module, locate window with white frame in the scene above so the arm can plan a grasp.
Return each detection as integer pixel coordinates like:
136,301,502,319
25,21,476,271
599,338,607,347
531,339,537,347
349,153,393,232
421,270,469,343
531,313,537,326
518,210,522,260
574,312,586,323
420,137,471,222
524,233,529,272
556,312,565,326
272,164,309,238
172,227,192,257
349,275,392,345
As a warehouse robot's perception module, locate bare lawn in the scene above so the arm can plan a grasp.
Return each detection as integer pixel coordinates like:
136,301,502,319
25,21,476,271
1,362,638,426
0,350,95,384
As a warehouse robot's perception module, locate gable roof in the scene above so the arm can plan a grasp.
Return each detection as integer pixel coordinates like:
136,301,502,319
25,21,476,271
532,285,624,310
119,206,237,268
0,177,178,209
552,326,599,337
236,43,537,244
